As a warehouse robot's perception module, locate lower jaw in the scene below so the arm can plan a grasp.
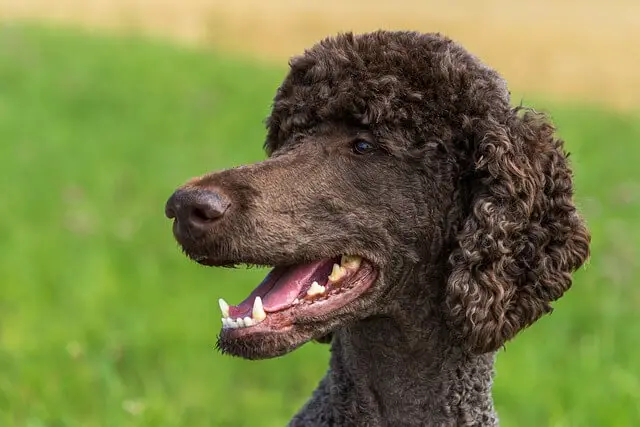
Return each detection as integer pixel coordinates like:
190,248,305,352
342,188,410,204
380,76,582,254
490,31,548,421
216,323,311,359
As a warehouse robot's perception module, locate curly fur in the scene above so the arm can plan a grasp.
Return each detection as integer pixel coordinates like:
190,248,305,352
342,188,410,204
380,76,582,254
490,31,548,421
167,30,591,426
446,111,590,354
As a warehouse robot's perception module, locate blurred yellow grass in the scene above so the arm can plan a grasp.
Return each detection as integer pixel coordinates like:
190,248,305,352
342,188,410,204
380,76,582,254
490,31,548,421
2,0,639,111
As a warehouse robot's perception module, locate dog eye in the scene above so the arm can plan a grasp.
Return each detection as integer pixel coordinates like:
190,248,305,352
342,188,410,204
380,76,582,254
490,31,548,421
352,139,376,154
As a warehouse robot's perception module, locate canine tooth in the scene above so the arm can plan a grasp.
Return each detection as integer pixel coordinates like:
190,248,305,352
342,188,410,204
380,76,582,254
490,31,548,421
307,281,326,297
222,318,228,327
340,255,362,269
252,297,266,321
218,298,230,317
328,263,346,282
243,317,254,327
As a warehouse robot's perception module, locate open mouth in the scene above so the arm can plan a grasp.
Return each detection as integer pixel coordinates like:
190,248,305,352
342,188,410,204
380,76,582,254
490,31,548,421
217,255,378,333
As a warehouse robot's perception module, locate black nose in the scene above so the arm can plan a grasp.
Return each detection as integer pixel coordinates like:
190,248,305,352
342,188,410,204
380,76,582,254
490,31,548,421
165,188,230,227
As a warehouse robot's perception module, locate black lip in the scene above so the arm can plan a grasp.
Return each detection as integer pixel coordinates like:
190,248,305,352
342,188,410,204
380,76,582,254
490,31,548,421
183,249,365,270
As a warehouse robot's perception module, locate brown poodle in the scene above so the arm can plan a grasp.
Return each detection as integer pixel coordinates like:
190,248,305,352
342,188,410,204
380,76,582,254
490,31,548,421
165,31,590,426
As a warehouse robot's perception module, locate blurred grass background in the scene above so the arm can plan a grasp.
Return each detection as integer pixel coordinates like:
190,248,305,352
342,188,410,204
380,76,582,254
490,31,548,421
0,1,639,426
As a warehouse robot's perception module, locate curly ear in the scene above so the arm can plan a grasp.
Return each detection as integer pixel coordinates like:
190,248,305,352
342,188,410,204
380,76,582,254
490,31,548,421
446,108,591,354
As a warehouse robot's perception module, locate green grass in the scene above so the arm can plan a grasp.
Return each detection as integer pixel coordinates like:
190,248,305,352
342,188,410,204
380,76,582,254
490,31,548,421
0,24,638,427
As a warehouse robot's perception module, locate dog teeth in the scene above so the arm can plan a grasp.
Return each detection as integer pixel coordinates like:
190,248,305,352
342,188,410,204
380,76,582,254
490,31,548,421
307,281,326,297
220,296,267,329
218,298,230,317
224,318,238,328
328,263,347,282
252,297,266,321
218,256,363,330
340,255,362,270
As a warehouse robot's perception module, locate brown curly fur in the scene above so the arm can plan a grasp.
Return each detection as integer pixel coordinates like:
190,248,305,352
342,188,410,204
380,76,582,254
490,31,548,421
446,111,590,354
167,30,591,426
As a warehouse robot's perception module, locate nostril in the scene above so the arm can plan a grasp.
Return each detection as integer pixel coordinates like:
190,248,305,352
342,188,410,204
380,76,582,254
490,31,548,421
190,191,230,224
165,202,177,219
166,188,230,227
191,206,220,222
165,192,179,219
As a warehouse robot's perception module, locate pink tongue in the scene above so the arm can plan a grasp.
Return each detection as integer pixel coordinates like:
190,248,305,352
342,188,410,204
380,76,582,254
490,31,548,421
227,259,335,318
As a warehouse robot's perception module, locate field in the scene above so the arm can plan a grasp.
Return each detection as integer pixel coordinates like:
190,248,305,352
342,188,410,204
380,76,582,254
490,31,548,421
0,24,639,426
3,0,640,111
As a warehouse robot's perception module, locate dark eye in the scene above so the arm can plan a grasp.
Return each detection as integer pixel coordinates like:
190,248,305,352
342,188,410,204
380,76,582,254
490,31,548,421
352,139,376,154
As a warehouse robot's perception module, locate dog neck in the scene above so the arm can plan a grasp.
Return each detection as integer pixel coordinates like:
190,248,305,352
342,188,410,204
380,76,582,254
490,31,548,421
291,305,499,426
339,319,497,425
